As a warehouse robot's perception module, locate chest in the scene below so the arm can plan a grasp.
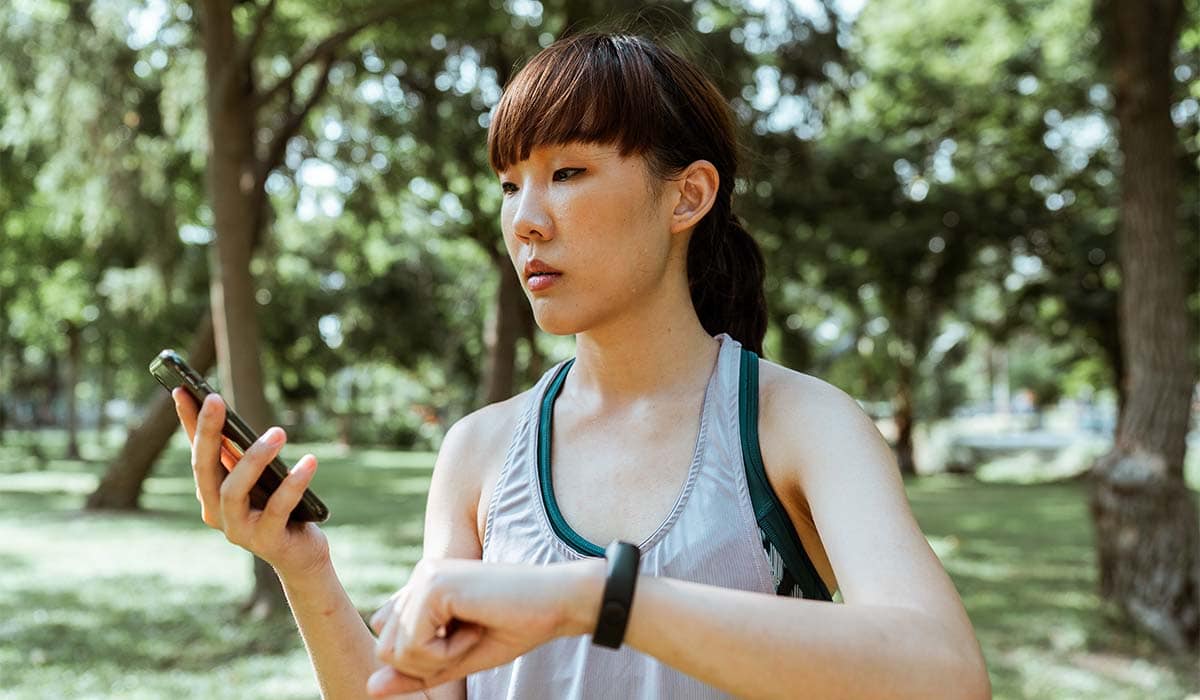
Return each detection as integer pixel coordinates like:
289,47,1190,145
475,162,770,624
545,403,704,549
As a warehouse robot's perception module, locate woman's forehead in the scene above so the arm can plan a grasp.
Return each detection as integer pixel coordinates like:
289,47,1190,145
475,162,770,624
498,141,632,171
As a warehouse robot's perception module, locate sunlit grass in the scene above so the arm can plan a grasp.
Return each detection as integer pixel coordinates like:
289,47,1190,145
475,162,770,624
907,475,1200,699
0,430,1197,699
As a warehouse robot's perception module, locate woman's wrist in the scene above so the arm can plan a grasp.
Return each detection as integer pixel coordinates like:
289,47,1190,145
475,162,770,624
557,558,608,638
273,546,335,585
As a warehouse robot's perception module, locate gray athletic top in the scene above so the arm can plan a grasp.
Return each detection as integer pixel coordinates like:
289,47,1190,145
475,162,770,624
466,333,831,699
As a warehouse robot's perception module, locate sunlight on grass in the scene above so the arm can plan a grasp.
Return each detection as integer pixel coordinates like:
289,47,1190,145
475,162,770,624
906,476,1199,699
0,439,1196,699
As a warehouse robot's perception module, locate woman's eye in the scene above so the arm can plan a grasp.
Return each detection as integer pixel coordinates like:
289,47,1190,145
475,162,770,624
500,182,517,195
553,168,584,182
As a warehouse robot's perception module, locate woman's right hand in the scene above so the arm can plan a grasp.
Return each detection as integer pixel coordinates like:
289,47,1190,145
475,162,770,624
173,387,330,579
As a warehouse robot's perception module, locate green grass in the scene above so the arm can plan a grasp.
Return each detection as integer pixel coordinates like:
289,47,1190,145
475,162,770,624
907,476,1199,699
0,430,1197,699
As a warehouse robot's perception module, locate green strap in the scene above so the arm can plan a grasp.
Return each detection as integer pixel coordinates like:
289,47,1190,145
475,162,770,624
739,349,833,601
538,359,606,557
538,350,834,601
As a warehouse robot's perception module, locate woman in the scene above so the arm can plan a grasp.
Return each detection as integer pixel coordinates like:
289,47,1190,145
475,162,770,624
174,32,990,699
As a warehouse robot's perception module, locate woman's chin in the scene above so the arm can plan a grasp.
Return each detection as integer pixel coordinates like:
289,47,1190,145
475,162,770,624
530,305,592,337
531,315,582,337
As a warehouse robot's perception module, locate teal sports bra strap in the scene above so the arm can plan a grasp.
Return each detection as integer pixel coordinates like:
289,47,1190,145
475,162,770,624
738,348,833,601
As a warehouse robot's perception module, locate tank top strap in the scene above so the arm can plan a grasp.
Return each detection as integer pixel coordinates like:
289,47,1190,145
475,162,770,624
737,346,834,601
480,357,572,557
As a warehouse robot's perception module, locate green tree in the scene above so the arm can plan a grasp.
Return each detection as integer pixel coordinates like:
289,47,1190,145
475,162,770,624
1088,0,1199,653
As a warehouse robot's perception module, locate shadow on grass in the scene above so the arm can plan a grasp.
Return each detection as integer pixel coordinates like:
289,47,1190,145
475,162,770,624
906,476,1200,696
0,441,436,533
1,575,303,680
6,437,1197,697
0,550,30,575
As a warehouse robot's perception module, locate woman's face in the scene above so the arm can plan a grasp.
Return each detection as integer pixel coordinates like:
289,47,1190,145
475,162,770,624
497,141,678,336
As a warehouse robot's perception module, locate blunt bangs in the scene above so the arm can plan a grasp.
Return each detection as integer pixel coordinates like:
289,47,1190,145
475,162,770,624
487,34,670,173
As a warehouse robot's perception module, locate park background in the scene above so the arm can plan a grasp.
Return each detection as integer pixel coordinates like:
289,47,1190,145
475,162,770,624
0,0,1197,697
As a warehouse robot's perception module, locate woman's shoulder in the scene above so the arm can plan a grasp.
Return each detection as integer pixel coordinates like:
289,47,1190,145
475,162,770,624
439,388,535,472
756,358,866,427
427,387,538,558
754,358,888,491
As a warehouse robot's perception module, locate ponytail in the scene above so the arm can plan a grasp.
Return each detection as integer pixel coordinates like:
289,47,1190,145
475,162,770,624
686,206,768,355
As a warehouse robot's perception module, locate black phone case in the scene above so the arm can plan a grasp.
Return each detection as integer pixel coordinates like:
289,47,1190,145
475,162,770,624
149,349,330,523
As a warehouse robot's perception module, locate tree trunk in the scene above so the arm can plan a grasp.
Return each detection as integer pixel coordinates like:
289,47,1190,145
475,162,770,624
86,314,216,510
96,300,113,448
199,0,286,617
892,359,917,476
480,256,528,405
338,376,358,447
1096,303,1127,416
64,321,82,460
1089,0,1199,654
96,330,112,448
0,295,8,445
988,342,1011,416
43,353,60,427
769,307,812,371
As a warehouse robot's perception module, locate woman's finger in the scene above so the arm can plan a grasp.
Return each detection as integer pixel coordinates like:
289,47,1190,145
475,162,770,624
368,625,481,699
174,389,239,469
172,388,198,442
429,623,482,664
189,393,228,524
218,426,287,523
375,607,402,665
366,666,427,698
370,591,402,636
258,454,318,530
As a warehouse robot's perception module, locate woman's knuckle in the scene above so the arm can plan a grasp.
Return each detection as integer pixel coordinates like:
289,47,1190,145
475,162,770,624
375,643,394,665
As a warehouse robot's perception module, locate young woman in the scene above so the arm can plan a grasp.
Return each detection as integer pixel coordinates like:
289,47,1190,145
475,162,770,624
174,32,990,699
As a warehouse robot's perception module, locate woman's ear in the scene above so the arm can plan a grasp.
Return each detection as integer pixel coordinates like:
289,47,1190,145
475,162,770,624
668,160,720,234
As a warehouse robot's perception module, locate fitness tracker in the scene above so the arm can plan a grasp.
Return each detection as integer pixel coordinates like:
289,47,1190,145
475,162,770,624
593,540,641,649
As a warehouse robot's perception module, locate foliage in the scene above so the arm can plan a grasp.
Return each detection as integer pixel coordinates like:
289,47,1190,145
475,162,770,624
0,0,1194,450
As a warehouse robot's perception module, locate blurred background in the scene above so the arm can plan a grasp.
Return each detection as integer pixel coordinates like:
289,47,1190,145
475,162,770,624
0,0,1197,697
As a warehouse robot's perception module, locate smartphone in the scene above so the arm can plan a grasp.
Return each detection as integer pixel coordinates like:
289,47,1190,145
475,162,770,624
149,349,330,523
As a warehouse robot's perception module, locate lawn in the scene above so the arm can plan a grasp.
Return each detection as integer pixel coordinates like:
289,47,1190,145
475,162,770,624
0,430,1196,699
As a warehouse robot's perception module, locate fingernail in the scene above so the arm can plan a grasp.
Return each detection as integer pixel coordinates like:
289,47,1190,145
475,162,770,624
366,671,387,694
265,428,285,446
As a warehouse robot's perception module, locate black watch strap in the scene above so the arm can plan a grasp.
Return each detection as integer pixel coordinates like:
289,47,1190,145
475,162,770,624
593,540,641,649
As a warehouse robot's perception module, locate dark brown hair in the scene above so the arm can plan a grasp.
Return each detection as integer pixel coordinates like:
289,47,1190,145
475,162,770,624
487,32,768,355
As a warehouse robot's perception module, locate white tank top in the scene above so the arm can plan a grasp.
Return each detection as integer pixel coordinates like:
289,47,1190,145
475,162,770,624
467,333,797,698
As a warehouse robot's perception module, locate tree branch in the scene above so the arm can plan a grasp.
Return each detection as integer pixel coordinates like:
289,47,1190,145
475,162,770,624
256,54,335,188
236,0,277,73
254,4,417,111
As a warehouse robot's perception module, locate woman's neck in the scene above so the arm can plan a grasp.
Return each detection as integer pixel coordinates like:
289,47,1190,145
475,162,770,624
567,273,720,405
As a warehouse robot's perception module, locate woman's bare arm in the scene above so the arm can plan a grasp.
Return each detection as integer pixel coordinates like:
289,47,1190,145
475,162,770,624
365,369,989,698
363,397,522,698
283,404,501,700
551,370,991,699
175,388,502,700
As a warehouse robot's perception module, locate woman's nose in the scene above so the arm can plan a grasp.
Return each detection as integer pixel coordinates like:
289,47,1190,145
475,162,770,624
511,189,554,242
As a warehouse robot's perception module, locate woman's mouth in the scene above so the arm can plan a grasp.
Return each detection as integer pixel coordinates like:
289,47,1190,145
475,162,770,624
524,259,563,292
527,272,561,292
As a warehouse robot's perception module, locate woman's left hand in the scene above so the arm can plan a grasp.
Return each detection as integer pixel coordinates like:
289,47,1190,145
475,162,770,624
367,557,603,696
